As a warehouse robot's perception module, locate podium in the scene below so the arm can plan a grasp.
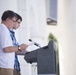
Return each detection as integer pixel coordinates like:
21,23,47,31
24,40,56,75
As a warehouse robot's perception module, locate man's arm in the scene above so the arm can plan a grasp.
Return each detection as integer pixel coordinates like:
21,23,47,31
15,50,28,55
3,46,18,53
3,44,28,53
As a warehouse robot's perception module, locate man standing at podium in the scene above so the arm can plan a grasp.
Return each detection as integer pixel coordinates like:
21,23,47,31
9,13,27,75
0,10,28,75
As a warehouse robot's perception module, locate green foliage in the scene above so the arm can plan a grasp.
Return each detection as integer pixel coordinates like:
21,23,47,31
48,33,58,43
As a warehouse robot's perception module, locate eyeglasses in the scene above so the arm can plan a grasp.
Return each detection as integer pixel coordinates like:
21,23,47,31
10,19,16,22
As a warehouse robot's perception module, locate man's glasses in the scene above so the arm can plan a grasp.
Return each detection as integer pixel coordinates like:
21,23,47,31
10,19,16,22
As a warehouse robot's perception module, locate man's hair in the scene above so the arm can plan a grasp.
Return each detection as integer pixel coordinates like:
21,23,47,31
1,10,17,21
15,13,22,21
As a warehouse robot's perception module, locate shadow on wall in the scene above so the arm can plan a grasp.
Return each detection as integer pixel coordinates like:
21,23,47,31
48,33,60,75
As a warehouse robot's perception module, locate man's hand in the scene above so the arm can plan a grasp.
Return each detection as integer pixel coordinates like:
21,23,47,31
19,44,28,51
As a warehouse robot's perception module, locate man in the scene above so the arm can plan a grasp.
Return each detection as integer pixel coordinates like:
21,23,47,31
0,10,28,75
9,13,24,75
13,13,22,30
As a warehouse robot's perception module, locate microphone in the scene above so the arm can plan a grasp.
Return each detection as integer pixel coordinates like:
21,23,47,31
29,39,41,48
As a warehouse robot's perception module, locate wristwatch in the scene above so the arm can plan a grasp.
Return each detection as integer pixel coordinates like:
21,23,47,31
18,45,21,51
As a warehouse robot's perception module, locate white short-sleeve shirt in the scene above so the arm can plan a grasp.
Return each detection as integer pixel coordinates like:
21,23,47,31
0,24,15,69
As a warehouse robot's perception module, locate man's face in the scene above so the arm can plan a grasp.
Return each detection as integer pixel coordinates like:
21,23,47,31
7,17,17,29
13,19,21,30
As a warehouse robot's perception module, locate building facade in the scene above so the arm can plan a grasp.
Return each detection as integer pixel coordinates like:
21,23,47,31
0,0,76,75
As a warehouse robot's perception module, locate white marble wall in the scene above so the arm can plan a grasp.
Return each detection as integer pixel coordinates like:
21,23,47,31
0,0,17,22
58,0,76,75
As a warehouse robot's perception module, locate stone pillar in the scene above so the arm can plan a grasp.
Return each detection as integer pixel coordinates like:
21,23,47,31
58,0,76,75
0,0,17,18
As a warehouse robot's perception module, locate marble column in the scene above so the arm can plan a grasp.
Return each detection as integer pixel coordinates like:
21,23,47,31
58,0,76,75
